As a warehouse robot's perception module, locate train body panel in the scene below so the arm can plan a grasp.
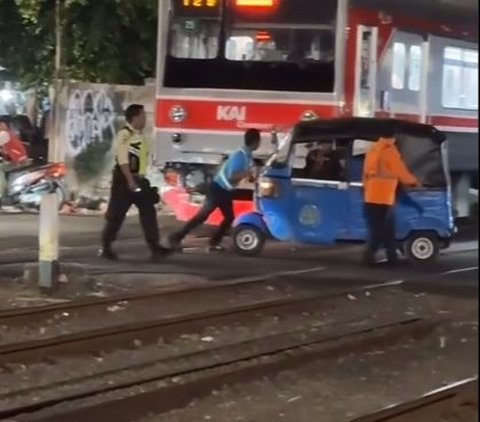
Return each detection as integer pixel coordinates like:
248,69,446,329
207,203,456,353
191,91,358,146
155,0,478,219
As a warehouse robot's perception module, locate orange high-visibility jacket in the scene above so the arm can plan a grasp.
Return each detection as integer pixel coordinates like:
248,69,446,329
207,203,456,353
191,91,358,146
363,138,418,206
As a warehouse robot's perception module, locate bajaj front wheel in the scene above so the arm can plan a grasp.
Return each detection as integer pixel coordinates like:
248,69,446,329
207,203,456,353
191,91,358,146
233,225,265,257
404,232,440,264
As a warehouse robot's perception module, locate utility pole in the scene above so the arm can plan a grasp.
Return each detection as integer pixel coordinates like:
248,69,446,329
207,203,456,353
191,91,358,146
38,0,63,291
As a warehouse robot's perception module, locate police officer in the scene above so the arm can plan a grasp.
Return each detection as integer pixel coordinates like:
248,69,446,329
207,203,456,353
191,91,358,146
99,104,170,262
362,136,421,266
169,128,261,252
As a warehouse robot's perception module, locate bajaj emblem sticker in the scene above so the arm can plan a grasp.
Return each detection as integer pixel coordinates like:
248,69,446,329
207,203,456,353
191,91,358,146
299,205,320,227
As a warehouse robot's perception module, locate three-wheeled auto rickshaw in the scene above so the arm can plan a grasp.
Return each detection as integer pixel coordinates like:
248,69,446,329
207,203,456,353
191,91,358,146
232,118,455,263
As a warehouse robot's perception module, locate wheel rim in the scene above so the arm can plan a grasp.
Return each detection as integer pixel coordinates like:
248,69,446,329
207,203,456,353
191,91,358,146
55,185,67,206
411,237,434,260
236,229,260,251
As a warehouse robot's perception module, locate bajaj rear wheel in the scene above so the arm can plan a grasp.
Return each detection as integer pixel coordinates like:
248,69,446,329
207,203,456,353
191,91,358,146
233,225,265,257
404,231,440,264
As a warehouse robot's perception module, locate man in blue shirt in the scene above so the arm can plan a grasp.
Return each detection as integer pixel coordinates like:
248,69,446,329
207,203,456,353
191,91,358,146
169,128,261,252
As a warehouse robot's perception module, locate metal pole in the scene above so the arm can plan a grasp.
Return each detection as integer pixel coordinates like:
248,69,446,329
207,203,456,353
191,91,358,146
54,0,62,81
38,0,63,291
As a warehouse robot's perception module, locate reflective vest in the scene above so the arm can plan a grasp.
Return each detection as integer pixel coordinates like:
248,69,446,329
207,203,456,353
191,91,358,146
115,126,149,177
363,138,418,206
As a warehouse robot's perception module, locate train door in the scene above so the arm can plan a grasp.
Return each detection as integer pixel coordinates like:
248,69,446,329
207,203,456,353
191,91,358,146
377,32,427,121
353,26,378,117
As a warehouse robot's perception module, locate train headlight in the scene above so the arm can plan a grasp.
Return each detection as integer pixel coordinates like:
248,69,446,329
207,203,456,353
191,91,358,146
172,133,183,145
300,110,319,121
169,105,187,123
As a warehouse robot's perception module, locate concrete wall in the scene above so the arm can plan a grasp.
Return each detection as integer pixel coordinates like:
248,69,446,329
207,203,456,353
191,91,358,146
54,81,155,202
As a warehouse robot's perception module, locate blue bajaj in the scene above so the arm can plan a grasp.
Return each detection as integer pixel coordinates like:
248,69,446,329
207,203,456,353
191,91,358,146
232,118,454,263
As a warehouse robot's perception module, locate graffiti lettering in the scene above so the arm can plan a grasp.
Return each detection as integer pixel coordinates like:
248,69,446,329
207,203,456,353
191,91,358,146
66,90,116,156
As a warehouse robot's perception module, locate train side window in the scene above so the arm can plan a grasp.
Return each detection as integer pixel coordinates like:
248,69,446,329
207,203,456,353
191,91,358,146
408,45,422,91
442,47,478,110
391,42,406,90
463,50,478,110
442,47,463,108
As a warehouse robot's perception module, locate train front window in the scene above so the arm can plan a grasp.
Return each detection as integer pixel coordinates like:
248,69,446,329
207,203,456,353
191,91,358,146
225,28,334,63
169,19,220,59
225,0,335,63
168,0,222,59
164,0,338,92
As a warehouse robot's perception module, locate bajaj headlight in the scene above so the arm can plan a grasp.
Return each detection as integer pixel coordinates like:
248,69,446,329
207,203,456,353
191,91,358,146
258,177,279,198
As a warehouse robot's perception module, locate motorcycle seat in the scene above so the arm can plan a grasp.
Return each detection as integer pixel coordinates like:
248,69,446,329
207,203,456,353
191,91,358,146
2,161,38,181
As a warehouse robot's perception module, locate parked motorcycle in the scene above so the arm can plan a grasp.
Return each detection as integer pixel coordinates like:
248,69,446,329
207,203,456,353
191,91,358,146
0,159,68,211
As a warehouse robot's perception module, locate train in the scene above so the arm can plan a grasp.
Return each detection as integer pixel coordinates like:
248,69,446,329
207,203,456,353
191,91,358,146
154,0,478,222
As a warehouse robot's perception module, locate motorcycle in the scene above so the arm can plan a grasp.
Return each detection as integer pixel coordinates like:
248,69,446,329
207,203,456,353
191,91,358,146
0,158,68,211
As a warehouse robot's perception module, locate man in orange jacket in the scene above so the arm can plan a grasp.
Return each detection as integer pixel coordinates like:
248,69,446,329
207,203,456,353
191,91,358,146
362,137,421,266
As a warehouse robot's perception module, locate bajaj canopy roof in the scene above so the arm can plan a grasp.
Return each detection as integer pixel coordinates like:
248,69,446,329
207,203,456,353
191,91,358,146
292,117,446,145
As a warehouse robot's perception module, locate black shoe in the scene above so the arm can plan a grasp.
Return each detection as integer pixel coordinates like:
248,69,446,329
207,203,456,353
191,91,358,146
150,246,174,262
168,233,184,252
206,244,227,253
98,247,118,261
362,252,377,267
386,259,399,268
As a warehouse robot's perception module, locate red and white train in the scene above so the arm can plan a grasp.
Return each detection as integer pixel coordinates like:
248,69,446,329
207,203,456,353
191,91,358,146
154,0,478,221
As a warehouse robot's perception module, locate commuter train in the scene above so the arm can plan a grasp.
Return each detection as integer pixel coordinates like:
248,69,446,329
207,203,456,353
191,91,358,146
154,0,478,221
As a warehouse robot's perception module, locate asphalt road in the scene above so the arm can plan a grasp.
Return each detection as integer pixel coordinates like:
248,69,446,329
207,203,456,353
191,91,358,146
0,214,477,298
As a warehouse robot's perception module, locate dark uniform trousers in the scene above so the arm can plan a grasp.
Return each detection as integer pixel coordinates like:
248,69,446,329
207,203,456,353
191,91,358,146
174,182,234,246
102,168,159,252
364,203,397,264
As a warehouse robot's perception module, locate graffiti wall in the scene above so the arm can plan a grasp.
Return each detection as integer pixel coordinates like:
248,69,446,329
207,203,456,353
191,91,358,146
55,81,155,202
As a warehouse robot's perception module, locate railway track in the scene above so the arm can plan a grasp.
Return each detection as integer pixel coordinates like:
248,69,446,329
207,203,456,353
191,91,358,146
0,280,424,420
0,274,473,421
0,234,210,266
0,266,327,326
0,314,435,421
350,378,478,422
0,279,401,364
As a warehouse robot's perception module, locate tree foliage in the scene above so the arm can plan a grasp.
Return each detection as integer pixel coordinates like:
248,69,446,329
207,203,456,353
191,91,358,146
0,0,158,87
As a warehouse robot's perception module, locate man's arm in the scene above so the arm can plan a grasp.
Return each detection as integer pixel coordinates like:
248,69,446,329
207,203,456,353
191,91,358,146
115,130,138,190
230,169,252,183
147,136,154,168
227,152,252,184
388,147,421,187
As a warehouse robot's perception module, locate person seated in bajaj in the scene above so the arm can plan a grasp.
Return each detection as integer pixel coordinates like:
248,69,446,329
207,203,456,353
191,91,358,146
169,128,261,253
304,142,344,181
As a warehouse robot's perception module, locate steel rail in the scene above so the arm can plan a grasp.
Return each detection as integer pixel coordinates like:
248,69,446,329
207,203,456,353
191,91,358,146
1,316,436,421
0,280,403,364
349,377,478,422
0,267,330,325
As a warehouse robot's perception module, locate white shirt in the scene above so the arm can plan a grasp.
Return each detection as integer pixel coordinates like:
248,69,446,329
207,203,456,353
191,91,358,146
0,130,10,147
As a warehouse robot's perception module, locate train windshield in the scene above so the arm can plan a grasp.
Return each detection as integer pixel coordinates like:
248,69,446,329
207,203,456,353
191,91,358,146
165,0,338,92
